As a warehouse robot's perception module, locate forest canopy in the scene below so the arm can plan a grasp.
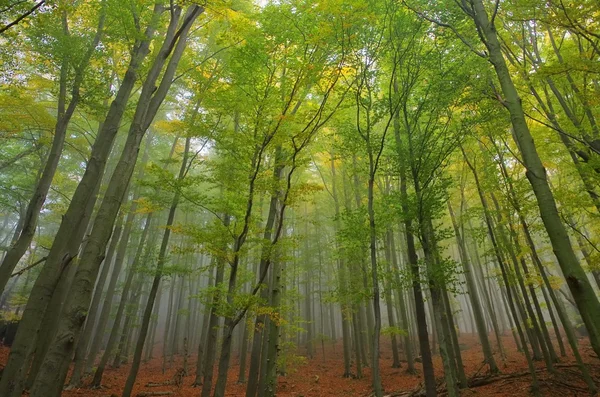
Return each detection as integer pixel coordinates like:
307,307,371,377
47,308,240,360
0,1,600,397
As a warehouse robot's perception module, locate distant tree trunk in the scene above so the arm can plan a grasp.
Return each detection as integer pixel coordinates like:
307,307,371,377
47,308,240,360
193,263,214,386
199,220,229,397
171,273,187,357
383,232,401,368
122,117,200,397
162,275,177,372
145,282,163,362
448,203,497,373
237,312,250,383
366,152,383,396
304,232,314,359
417,211,459,397
395,133,436,395
485,186,555,369
91,211,154,387
329,153,352,377
464,203,506,357
351,309,363,378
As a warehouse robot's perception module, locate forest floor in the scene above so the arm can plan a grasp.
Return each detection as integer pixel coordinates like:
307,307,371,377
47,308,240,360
1,333,599,396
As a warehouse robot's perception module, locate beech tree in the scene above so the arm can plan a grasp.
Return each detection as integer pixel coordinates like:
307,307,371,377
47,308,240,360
1,1,599,396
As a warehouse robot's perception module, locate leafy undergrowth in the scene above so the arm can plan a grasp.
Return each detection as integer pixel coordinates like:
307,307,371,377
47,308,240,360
1,334,599,396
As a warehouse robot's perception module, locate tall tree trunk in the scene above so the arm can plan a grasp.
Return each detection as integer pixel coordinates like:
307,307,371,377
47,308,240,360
0,7,161,394
461,147,540,394
83,137,152,376
469,0,600,358
91,211,154,387
329,153,353,377
448,203,498,373
29,7,201,396
122,119,200,397
389,231,415,372
245,146,285,397
383,231,401,368
262,245,285,396
199,222,230,397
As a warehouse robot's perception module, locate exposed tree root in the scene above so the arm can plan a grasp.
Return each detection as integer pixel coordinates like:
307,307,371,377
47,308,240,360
135,392,173,397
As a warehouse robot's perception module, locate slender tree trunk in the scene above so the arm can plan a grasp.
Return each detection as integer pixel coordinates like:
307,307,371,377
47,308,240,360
122,106,201,397
199,222,230,397
448,202,498,373
329,153,352,377
83,137,152,375
245,146,285,397
469,0,600,357
262,253,284,396
389,231,415,372
91,211,154,387
461,148,540,394
383,232,401,368
162,275,177,372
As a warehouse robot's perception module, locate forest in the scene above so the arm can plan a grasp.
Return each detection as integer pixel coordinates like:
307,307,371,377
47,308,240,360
1,0,600,396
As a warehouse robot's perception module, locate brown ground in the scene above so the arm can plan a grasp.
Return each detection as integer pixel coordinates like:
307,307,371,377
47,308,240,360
1,333,599,396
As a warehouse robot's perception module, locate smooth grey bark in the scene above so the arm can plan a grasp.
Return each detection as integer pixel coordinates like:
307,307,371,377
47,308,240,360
467,0,600,357
237,314,250,383
162,273,177,372
82,136,152,377
494,148,596,390
417,214,459,397
466,221,505,357
461,147,540,394
245,146,285,397
388,231,415,372
193,261,214,386
394,90,436,396
366,156,383,396
262,251,284,396
66,208,125,388
303,220,314,359
25,249,78,388
199,225,229,397
29,6,201,396
171,273,187,357
0,5,160,394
